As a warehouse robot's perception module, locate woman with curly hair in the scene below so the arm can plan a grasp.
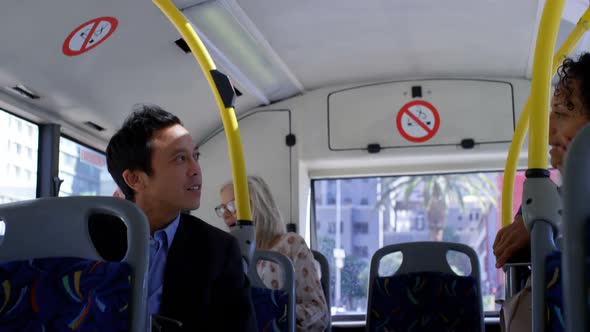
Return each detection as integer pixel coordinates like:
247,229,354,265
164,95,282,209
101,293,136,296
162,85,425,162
494,52,590,267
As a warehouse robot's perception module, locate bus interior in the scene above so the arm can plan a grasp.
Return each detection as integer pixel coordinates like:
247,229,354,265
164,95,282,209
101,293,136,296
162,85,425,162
1,0,590,331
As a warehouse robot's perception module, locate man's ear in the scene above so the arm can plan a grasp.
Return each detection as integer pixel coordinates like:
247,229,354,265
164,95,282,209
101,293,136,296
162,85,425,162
122,169,147,194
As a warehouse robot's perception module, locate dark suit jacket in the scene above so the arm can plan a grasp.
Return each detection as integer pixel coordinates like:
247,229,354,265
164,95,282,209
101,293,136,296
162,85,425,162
89,212,257,332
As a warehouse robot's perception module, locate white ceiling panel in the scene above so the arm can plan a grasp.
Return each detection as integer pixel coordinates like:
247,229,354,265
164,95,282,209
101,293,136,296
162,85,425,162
0,0,259,143
0,0,586,145
238,0,541,88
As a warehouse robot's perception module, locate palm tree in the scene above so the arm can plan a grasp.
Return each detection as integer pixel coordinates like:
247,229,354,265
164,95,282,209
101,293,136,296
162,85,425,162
377,174,498,241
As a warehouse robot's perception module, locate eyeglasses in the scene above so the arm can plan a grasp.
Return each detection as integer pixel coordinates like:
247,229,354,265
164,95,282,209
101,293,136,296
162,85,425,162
215,200,236,218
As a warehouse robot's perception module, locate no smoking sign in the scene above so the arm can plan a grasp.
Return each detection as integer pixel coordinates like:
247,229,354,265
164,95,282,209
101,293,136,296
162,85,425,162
396,100,440,143
63,17,118,56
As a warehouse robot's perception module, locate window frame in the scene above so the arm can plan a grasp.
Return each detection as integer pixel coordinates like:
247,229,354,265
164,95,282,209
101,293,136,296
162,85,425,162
309,169,549,319
0,107,112,199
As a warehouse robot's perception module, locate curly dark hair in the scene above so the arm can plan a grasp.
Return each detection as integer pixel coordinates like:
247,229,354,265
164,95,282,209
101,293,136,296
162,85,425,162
555,53,590,116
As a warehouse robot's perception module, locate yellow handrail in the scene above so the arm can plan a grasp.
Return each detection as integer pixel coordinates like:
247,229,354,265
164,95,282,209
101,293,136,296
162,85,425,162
152,0,252,221
528,0,566,169
501,6,589,226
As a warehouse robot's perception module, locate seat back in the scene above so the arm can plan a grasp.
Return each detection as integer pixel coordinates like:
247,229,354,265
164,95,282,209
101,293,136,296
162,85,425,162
545,251,564,332
0,197,149,332
312,250,331,332
562,123,590,332
249,250,295,332
366,242,484,332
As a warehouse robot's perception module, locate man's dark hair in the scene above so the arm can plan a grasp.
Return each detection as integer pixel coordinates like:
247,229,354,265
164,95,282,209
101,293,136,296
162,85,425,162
106,104,181,201
555,52,590,116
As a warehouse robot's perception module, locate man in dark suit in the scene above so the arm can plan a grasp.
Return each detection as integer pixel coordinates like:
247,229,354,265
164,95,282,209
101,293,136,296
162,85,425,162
102,104,257,331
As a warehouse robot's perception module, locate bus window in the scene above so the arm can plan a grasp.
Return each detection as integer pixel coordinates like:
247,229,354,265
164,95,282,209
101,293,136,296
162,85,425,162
58,137,117,197
313,170,558,316
0,109,39,203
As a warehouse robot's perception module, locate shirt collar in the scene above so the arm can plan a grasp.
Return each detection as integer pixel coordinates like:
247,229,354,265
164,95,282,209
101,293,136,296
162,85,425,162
153,214,180,249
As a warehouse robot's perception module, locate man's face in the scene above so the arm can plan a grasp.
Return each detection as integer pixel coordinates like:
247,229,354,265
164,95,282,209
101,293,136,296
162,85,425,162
549,80,590,171
135,124,202,214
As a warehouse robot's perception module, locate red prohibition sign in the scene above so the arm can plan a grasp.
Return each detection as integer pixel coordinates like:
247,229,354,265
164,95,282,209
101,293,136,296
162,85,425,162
396,100,440,143
63,17,118,56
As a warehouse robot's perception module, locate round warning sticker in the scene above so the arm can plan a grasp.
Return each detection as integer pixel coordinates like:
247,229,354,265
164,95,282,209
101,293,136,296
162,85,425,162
396,100,440,143
63,17,118,56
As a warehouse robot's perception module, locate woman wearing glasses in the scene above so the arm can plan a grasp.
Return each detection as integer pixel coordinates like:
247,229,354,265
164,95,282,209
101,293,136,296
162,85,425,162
216,175,329,332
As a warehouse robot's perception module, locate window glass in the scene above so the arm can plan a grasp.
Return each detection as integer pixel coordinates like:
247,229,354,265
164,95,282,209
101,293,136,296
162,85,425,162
58,137,117,197
0,109,39,203
313,170,559,315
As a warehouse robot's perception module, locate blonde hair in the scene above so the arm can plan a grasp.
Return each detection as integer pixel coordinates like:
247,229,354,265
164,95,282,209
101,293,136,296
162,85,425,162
221,175,286,249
